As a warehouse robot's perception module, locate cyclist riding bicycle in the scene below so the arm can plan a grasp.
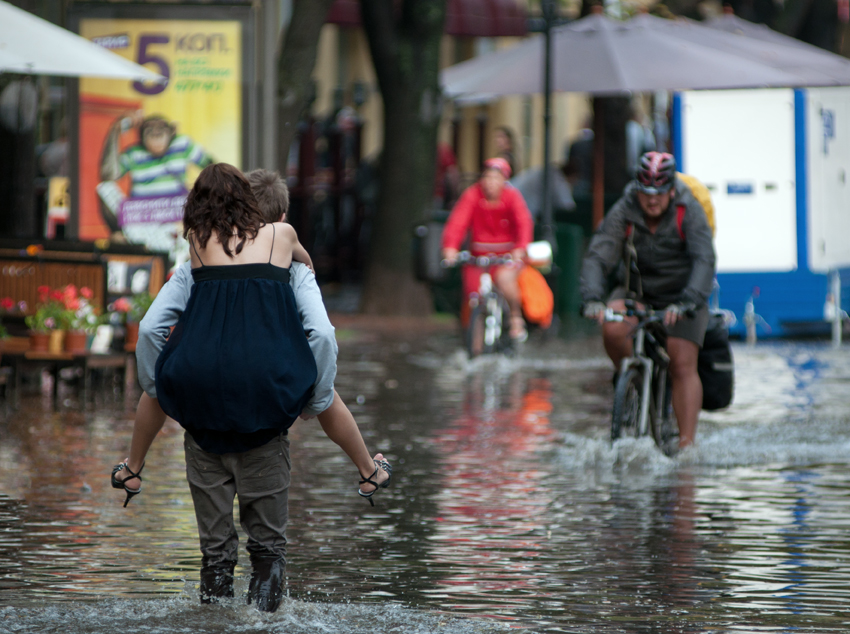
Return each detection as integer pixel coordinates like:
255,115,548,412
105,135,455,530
441,157,534,341
579,152,716,449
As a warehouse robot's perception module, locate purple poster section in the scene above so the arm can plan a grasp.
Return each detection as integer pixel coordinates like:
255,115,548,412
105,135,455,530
117,195,186,227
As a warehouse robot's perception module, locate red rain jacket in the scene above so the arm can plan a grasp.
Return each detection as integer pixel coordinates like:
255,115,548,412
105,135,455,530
441,183,533,255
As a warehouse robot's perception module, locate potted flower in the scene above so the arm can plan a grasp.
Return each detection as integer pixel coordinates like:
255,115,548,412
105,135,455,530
0,297,12,339
129,291,153,350
112,291,153,350
25,286,64,353
0,296,13,362
58,285,101,353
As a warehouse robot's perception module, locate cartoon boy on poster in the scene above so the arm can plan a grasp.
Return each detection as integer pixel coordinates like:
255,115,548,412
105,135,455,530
97,110,214,255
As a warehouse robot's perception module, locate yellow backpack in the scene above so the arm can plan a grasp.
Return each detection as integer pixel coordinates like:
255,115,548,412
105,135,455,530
677,172,716,237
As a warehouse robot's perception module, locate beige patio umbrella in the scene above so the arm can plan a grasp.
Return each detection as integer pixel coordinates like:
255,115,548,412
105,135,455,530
442,11,850,229
0,0,162,81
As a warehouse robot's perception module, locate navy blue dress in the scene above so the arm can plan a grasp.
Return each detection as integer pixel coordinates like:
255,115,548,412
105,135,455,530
155,235,317,455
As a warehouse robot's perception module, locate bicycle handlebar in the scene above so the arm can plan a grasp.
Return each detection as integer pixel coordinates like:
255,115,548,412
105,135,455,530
603,307,664,323
603,302,696,323
440,251,516,268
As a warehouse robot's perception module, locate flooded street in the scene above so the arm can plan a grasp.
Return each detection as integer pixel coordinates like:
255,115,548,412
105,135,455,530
2,320,850,633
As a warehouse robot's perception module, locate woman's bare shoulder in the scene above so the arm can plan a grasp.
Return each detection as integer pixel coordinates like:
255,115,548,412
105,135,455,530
272,222,298,241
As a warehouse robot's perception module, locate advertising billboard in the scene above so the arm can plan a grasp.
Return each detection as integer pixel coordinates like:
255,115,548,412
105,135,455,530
71,5,252,264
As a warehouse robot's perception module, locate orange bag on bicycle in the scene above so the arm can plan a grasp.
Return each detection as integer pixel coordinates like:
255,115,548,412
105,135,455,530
518,266,554,328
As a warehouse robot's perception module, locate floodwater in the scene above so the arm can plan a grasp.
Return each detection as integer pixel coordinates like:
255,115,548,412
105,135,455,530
2,320,850,634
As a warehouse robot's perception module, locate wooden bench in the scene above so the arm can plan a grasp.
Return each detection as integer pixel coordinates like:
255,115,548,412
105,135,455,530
2,337,134,410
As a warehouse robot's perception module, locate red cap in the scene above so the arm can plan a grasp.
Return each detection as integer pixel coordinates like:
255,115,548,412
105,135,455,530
483,157,511,179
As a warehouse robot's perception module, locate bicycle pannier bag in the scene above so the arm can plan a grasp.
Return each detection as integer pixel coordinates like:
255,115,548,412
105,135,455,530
518,266,554,328
699,312,734,410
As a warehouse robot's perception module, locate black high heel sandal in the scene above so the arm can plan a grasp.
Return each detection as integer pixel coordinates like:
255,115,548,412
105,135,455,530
358,459,392,506
111,461,144,508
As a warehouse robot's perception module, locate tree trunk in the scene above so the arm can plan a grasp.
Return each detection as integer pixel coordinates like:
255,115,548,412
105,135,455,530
359,0,446,315
276,0,336,169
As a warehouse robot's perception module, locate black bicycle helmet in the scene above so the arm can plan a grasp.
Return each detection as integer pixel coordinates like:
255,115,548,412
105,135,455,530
635,151,676,194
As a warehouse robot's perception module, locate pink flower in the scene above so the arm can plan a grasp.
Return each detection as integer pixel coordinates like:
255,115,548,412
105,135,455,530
44,317,55,329
80,287,93,300
113,297,131,313
0,297,13,311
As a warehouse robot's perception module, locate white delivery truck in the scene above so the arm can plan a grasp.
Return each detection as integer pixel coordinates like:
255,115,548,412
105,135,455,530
673,87,850,338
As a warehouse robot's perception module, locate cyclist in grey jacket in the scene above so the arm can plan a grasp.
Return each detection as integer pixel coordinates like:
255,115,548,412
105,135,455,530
580,152,716,449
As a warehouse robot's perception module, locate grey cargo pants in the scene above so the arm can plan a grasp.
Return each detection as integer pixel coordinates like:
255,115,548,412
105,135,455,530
184,431,291,569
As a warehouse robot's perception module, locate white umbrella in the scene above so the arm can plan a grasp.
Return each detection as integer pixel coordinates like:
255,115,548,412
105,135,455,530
0,0,163,81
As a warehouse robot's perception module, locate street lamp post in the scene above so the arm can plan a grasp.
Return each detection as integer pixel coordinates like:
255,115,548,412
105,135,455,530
540,0,557,251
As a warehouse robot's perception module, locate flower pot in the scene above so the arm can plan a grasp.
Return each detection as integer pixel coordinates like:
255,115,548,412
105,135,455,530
125,322,139,351
65,330,88,353
29,331,49,353
48,329,65,354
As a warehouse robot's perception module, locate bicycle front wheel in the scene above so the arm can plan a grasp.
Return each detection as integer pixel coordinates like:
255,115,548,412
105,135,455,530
467,304,496,357
655,372,678,455
466,294,511,357
611,367,646,440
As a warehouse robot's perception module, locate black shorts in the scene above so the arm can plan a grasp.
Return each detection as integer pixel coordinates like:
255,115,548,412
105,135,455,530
607,287,709,347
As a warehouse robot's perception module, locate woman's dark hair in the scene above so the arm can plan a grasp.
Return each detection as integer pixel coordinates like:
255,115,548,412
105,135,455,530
183,163,265,257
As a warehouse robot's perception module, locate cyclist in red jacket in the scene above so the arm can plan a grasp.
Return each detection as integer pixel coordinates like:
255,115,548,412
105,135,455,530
441,157,534,340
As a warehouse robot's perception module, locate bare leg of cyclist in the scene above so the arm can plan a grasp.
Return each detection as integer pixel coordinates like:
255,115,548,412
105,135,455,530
494,265,525,339
602,299,636,372
667,337,702,448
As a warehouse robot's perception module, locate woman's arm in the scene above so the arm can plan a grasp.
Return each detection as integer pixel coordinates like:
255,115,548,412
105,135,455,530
291,240,313,271
277,222,314,271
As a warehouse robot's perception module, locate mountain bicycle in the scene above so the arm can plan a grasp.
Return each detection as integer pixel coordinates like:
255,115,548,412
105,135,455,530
605,299,679,454
442,251,515,358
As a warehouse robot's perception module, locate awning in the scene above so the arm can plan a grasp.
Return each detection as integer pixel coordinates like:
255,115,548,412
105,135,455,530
0,0,163,81
326,0,526,37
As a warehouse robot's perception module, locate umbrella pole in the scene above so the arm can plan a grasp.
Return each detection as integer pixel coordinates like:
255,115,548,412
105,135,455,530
592,97,605,229
540,0,556,250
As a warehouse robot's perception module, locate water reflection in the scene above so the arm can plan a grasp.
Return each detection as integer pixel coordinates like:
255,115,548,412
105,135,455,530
2,334,850,633
427,373,554,620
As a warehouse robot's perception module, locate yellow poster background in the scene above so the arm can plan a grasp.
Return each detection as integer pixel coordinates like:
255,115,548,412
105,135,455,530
77,18,242,244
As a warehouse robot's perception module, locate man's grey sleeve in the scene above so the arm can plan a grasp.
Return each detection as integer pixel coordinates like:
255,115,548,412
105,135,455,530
579,199,628,303
290,262,338,417
137,263,193,398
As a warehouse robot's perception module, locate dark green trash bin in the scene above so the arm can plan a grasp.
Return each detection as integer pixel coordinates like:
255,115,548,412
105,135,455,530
554,222,586,319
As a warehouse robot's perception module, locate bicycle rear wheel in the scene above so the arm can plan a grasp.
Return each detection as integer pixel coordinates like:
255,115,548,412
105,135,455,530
611,367,646,440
